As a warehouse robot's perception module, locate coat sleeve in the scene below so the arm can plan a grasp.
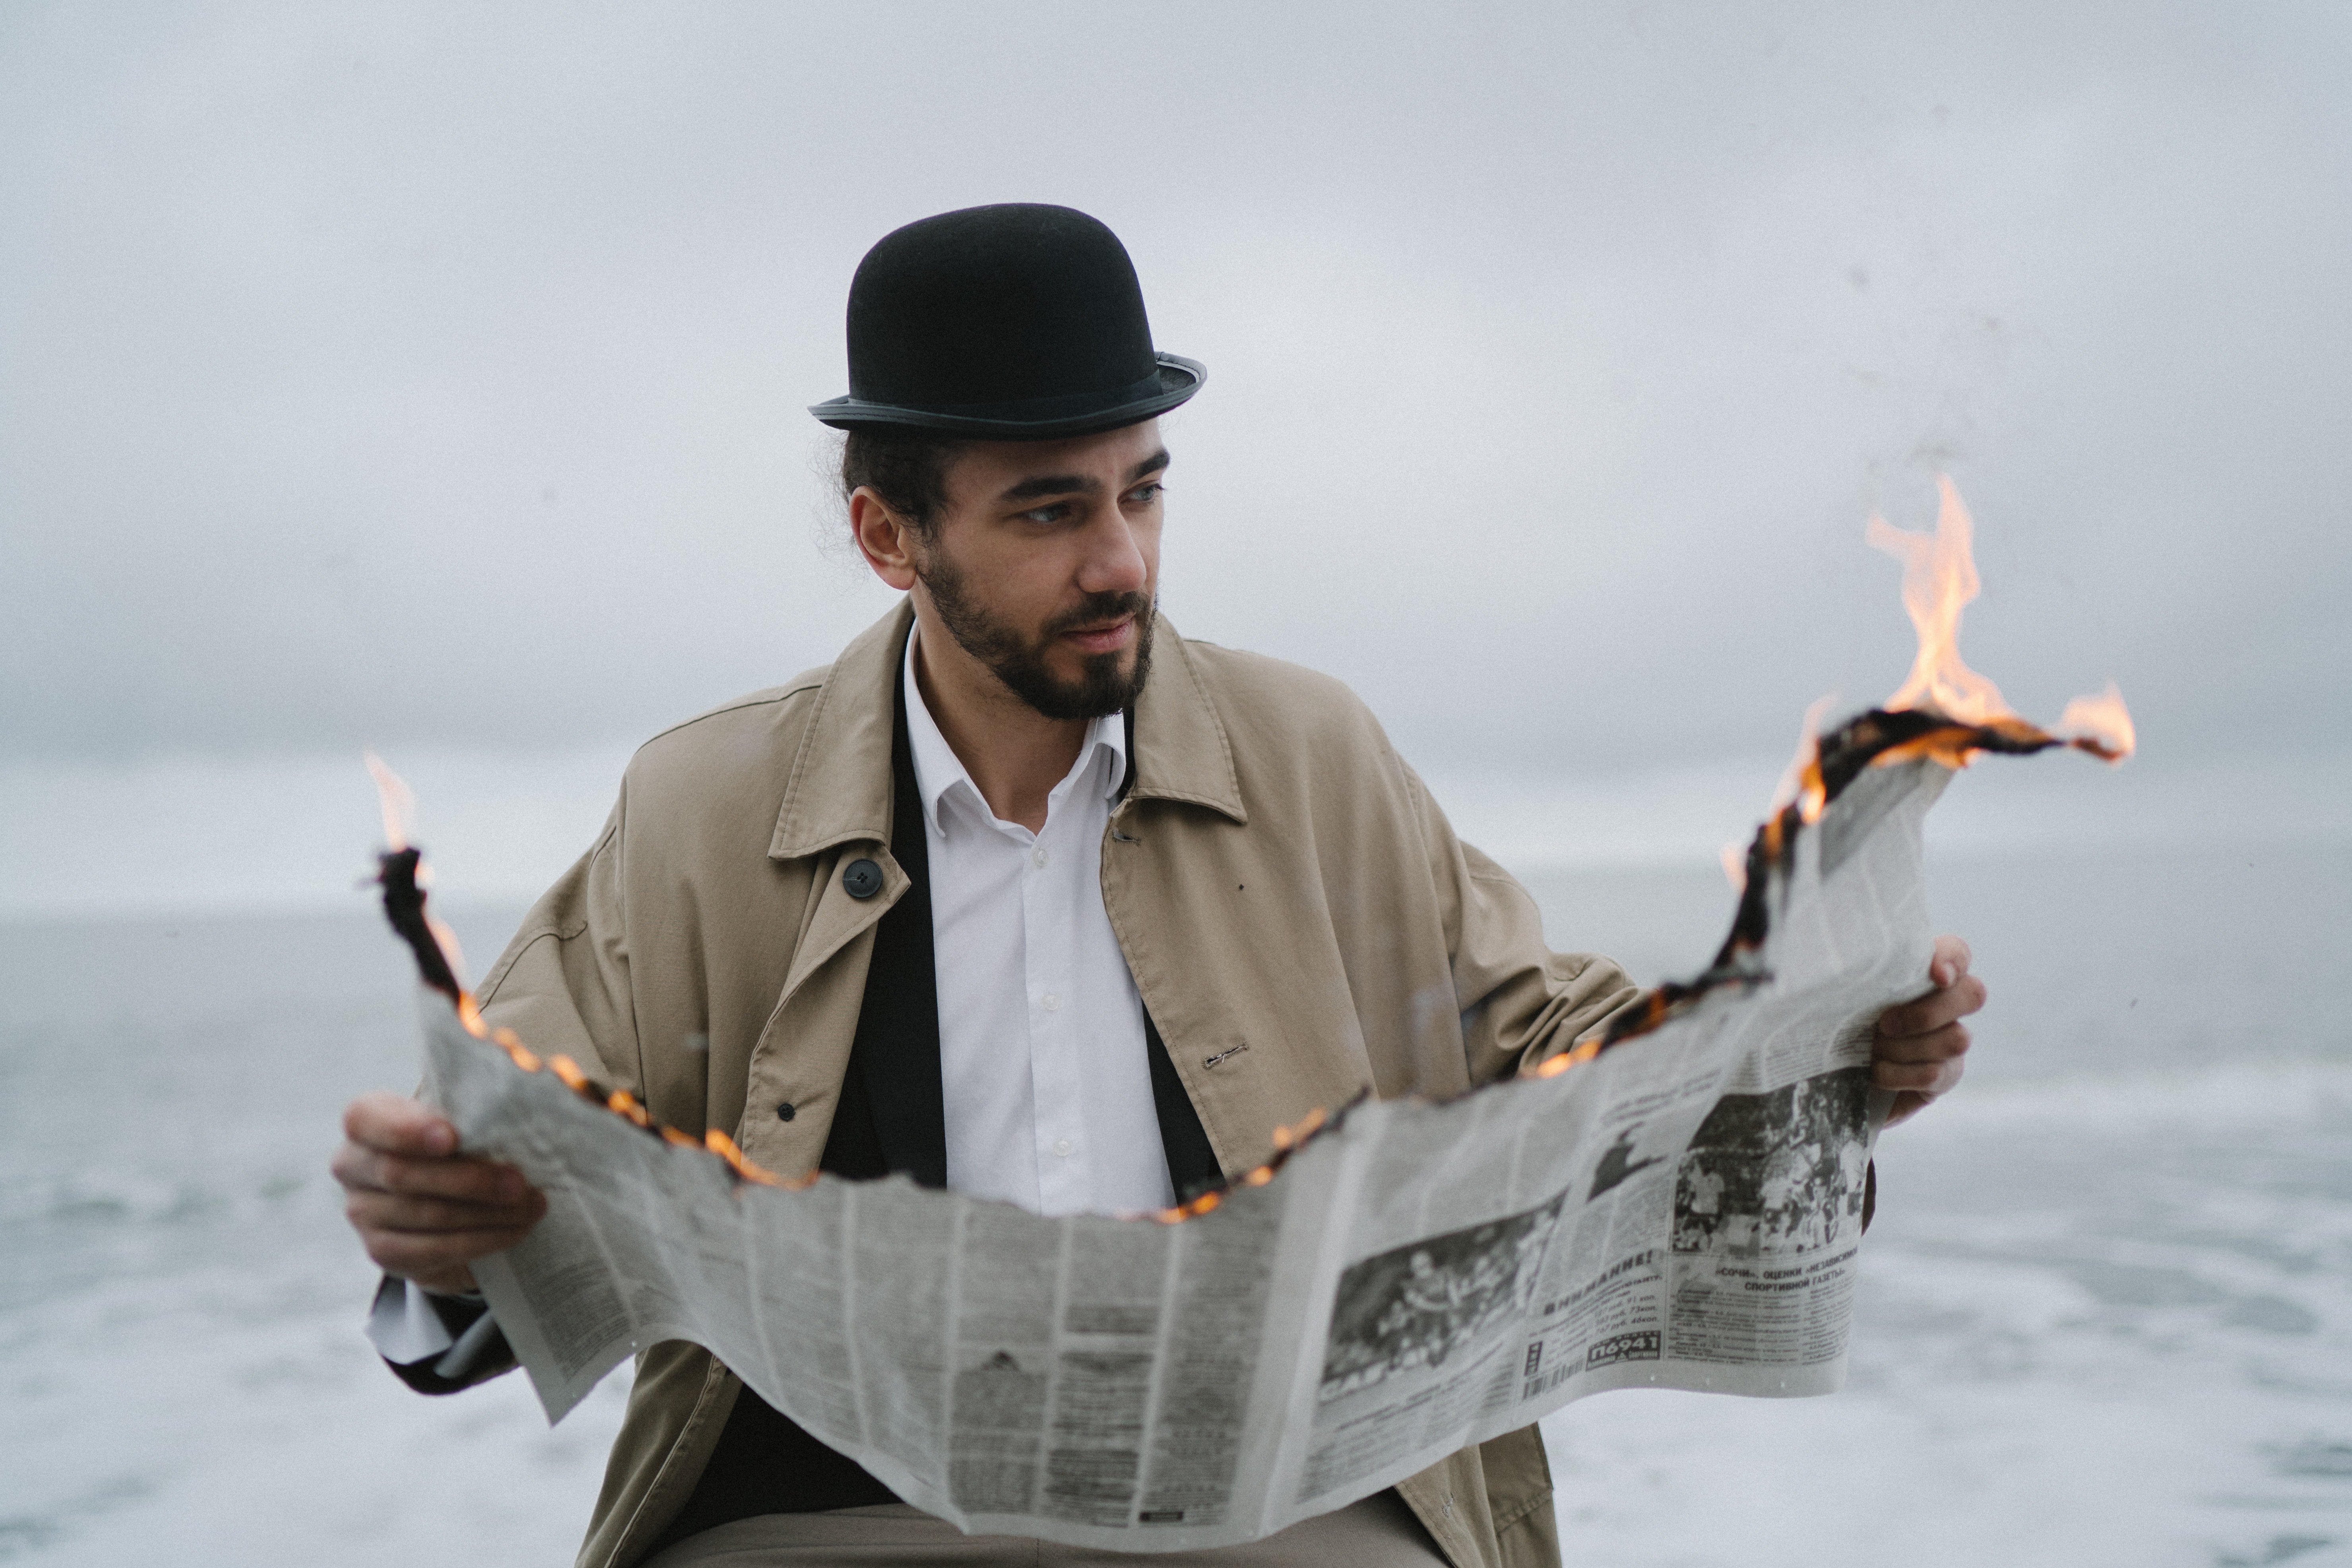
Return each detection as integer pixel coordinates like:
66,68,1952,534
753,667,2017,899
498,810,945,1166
1396,759,1646,1089
472,786,646,1099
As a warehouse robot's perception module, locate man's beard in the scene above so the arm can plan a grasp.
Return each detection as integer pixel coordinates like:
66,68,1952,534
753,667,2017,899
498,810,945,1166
917,553,1155,721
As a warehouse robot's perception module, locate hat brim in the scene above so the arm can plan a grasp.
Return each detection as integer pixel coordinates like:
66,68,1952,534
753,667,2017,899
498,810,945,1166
809,355,1204,440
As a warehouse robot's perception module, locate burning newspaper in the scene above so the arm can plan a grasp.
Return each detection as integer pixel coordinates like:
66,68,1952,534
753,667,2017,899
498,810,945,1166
383,479,2131,1550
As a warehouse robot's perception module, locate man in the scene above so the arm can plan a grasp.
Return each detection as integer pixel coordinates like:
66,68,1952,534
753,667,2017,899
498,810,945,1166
334,204,1984,1568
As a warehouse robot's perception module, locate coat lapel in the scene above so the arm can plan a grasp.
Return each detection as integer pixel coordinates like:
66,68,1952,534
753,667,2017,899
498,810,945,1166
766,604,913,1011
1124,615,1247,823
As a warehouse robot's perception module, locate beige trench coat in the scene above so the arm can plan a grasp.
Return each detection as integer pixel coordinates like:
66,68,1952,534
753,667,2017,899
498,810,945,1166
473,602,1640,1568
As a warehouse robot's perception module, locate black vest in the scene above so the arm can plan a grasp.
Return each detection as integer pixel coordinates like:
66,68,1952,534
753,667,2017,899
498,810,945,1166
650,672,1220,1551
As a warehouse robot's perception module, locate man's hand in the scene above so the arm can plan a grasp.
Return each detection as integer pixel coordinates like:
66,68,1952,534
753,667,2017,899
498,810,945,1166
1872,934,1986,1128
333,1091,546,1295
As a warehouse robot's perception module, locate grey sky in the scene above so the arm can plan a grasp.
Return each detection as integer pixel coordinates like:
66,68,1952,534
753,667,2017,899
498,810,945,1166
4,1,2346,775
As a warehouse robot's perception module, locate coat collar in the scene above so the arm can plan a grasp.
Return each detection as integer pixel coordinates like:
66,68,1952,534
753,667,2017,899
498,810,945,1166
769,600,1244,861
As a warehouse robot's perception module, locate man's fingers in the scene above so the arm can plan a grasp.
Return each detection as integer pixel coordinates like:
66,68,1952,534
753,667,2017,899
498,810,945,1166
346,1186,546,1238
363,1225,537,1279
343,1091,458,1157
1873,1051,1966,1097
332,1143,534,1205
1874,936,1982,1130
1873,1020,1972,1066
336,1091,545,1288
1878,974,1987,1038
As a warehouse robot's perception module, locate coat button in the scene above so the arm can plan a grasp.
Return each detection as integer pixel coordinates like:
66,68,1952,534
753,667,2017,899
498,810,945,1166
842,858,883,899
775,1101,796,1122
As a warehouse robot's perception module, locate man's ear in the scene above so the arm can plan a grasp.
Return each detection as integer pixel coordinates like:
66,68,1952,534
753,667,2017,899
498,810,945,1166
848,488,920,592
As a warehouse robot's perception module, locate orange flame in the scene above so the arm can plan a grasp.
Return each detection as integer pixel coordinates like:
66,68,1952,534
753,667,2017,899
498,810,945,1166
471,1035,787,1184
490,1026,539,1072
1541,479,2141,1066
1767,694,1837,825
427,916,469,990
365,749,414,853
1528,1033,1606,1080
366,750,472,994
1724,700,1832,888
704,1129,783,1186
1866,476,2011,727
1868,478,2135,767
2053,680,2136,764
1149,1107,1327,1223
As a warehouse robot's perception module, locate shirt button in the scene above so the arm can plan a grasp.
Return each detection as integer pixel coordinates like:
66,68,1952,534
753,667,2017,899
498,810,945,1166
1053,1139,1073,1158
1032,846,1049,869
1040,993,1060,1012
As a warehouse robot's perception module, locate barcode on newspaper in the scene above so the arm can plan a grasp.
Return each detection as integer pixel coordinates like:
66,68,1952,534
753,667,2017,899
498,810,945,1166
1523,1362,1576,1399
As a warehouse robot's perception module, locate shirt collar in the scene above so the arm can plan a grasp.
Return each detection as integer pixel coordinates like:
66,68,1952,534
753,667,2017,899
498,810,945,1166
902,622,1129,837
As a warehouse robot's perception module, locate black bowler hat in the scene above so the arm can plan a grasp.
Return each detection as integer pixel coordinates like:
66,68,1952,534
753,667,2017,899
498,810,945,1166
809,204,1204,440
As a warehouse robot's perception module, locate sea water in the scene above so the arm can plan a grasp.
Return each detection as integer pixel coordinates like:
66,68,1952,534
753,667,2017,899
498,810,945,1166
2,826,2346,1564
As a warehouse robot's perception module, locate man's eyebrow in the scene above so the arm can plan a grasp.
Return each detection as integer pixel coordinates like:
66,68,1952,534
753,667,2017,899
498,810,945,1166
997,472,1100,504
994,449,1172,505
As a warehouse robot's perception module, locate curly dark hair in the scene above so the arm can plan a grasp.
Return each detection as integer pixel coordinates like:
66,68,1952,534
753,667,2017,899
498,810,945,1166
839,427,968,537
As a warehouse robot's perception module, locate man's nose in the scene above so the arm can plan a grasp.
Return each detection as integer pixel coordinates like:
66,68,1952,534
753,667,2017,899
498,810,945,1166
1075,512,1149,597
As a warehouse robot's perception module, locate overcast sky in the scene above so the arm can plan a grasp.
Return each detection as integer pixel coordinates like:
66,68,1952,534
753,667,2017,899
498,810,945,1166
5,1,2347,781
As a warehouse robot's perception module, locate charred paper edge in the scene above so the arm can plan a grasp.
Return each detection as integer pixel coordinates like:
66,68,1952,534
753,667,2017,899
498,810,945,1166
380,704,2113,1222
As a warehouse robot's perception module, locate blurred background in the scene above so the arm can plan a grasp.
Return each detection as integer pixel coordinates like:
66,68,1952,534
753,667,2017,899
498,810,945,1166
3,4,2346,1565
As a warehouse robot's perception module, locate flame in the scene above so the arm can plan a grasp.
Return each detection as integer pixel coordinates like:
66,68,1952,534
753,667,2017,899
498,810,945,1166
427,916,469,990
1528,480,2139,1067
1867,477,2135,768
1528,1033,1606,1080
705,1129,782,1186
490,1026,539,1072
2054,680,2136,763
366,750,473,992
365,749,415,853
463,1033,788,1184
1149,1107,1327,1223
1720,699,1834,892
1767,694,1837,825
1867,476,2011,727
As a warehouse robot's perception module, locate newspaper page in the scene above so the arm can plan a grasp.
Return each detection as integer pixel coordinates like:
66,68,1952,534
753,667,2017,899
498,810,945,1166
421,755,1952,1551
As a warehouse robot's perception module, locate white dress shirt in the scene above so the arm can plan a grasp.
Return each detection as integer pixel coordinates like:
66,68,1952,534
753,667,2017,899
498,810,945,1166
370,622,1173,1363
903,626,1173,1217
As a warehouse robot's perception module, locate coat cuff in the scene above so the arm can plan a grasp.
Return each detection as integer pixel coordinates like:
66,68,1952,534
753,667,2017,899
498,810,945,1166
366,1275,518,1393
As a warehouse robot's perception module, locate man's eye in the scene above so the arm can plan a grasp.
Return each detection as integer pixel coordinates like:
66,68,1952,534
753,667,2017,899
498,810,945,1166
1125,483,1165,505
1020,504,1070,525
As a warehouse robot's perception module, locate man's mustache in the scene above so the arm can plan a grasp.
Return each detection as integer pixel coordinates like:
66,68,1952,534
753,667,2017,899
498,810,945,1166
1042,592,1154,642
